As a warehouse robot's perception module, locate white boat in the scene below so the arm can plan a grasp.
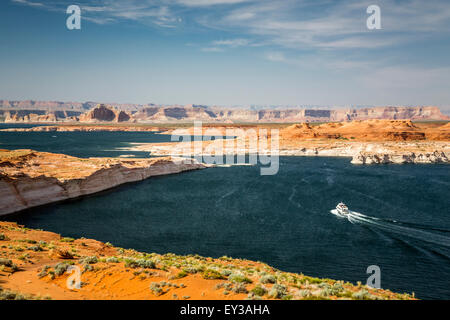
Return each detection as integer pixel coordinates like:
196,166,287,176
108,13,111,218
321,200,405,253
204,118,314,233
336,202,349,215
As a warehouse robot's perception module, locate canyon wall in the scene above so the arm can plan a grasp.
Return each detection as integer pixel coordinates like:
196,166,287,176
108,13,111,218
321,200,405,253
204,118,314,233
0,100,448,123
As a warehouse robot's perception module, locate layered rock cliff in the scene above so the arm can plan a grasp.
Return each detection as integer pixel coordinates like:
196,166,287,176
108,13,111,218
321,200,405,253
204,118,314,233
0,150,206,216
1,100,448,123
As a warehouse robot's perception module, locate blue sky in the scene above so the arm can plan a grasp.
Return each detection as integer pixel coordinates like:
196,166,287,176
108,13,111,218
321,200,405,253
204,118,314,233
1,0,450,110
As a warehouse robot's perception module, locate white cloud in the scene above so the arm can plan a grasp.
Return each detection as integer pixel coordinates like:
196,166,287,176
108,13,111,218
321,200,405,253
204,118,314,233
201,47,224,52
265,51,286,62
12,0,44,7
176,0,253,7
212,38,249,47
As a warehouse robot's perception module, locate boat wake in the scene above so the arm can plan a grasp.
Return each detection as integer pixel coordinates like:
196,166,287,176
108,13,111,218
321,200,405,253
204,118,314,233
330,209,450,248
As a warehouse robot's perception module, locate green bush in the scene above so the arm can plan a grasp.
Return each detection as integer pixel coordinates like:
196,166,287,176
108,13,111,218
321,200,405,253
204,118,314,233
251,285,267,297
125,258,156,269
83,264,94,272
228,273,252,284
298,289,311,298
0,288,26,300
150,282,164,296
233,283,248,294
0,258,18,272
54,263,69,276
183,265,204,274
260,274,277,284
0,233,7,241
175,270,188,279
38,265,50,278
214,282,233,291
268,284,287,299
79,256,98,265
106,257,119,263
352,289,375,300
29,245,43,252
202,269,226,280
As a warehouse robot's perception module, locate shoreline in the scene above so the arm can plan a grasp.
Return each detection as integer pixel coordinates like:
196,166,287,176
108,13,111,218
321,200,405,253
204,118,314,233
0,150,208,216
120,140,450,165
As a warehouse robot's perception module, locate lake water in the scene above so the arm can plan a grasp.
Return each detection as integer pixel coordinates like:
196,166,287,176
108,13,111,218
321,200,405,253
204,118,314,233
1,125,449,299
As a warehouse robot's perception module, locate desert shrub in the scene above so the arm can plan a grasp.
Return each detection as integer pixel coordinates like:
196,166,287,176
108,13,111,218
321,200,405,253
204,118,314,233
136,259,156,269
246,293,263,300
233,283,248,294
0,259,12,266
150,282,163,296
106,257,119,263
18,253,30,261
268,284,287,299
183,265,204,274
215,282,233,291
29,245,43,252
125,258,156,269
352,289,374,300
220,269,232,277
203,269,226,280
331,282,345,295
251,285,267,297
228,273,252,284
260,274,277,284
298,289,311,298
174,270,188,279
0,288,26,300
38,265,50,278
0,233,7,241
79,256,98,265
0,258,18,271
60,237,75,243
302,276,323,284
83,264,94,272
54,263,69,276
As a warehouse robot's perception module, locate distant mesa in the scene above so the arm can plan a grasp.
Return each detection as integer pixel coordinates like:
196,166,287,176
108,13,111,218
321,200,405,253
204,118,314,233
0,99,449,123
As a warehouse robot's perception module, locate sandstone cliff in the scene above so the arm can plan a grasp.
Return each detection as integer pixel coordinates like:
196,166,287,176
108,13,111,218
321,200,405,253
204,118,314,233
0,150,206,216
1,99,448,123
78,104,131,122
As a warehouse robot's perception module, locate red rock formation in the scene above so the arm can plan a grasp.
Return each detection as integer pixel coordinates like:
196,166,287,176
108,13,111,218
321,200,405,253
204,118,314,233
79,104,131,122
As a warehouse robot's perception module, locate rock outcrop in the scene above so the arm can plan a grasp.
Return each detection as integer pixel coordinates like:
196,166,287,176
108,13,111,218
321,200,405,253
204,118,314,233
78,104,132,123
350,151,449,164
0,150,207,216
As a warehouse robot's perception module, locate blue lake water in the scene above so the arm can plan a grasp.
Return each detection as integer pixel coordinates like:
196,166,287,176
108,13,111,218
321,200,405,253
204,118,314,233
1,125,449,299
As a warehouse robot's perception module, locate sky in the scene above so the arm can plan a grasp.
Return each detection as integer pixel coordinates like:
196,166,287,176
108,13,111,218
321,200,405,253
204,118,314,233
0,0,450,110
